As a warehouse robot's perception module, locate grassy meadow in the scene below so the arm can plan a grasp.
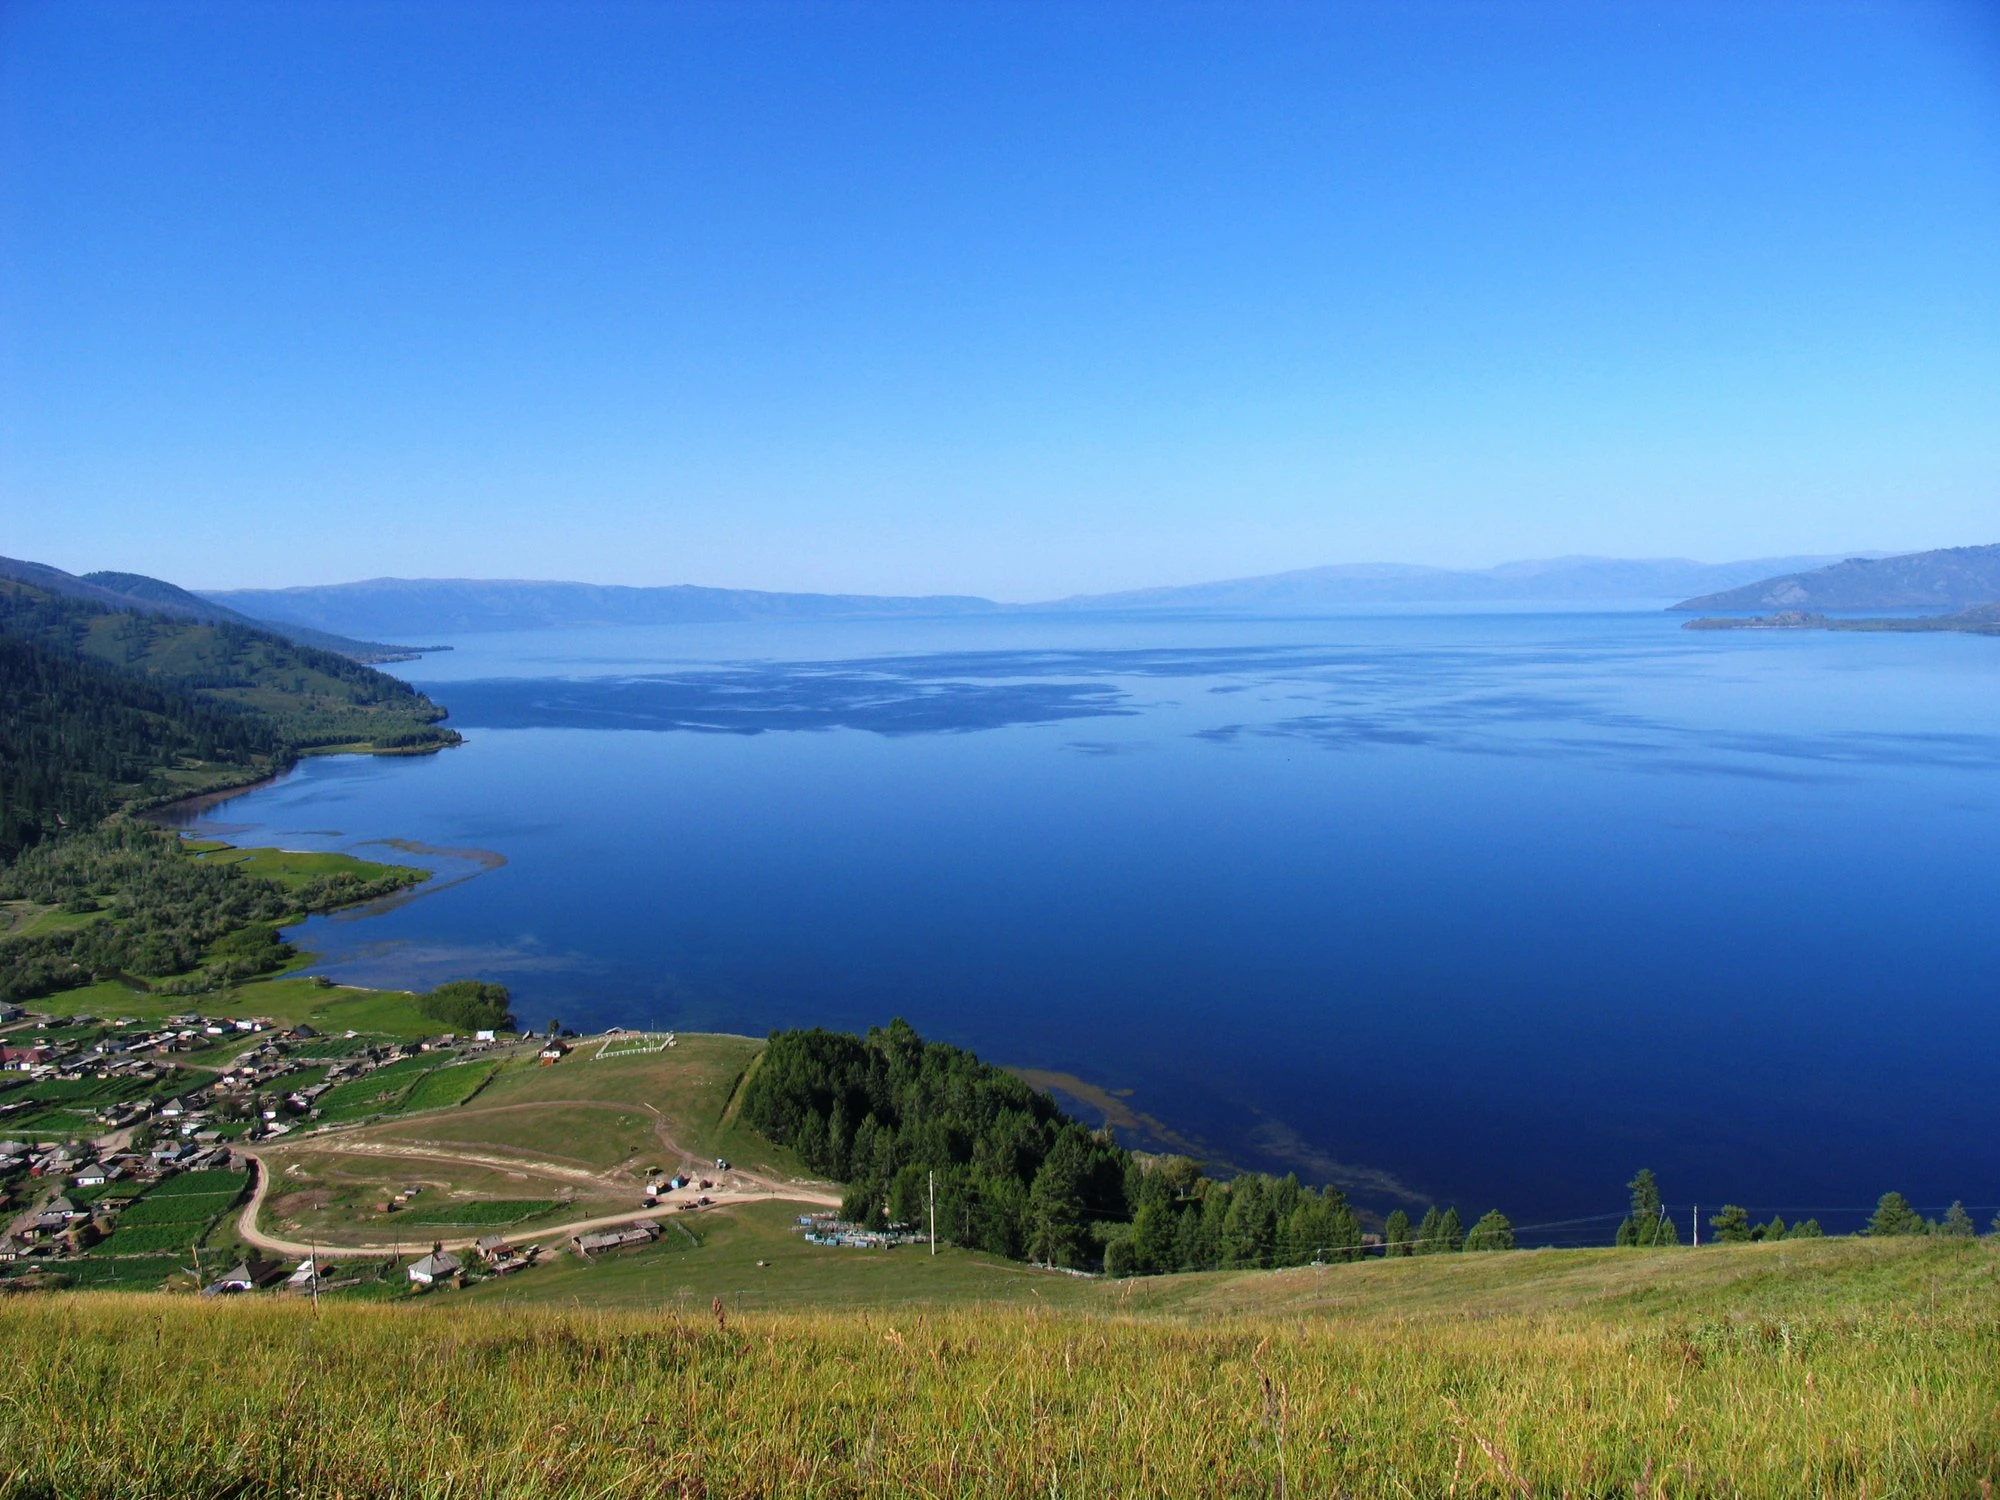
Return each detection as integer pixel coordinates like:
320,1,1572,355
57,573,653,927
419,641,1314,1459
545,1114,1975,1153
3,1235,1995,1497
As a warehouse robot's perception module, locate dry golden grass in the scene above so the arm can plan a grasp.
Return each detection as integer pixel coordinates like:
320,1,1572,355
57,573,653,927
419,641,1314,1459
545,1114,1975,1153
4,1236,1997,1497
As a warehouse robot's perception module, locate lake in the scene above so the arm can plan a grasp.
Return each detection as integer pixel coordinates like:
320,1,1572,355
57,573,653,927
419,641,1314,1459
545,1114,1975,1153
173,609,2000,1237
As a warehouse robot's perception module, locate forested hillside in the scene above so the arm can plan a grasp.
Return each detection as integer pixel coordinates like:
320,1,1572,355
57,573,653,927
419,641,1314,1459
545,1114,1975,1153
0,581,455,751
0,635,279,861
0,823,423,1002
740,1019,1449,1273
0,579,459,857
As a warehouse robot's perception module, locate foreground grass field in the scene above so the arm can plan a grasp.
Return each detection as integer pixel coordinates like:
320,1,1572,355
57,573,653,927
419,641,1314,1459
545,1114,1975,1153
4,1236,1995,1497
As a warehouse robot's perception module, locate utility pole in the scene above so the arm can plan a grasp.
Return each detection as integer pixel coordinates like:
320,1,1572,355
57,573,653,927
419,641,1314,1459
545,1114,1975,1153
1692,1206,1699,1248
929,1170,936,1257
310,1236,319,1315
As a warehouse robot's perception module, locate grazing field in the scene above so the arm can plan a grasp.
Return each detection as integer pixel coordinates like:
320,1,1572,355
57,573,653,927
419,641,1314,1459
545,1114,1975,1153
397,1060,497,1113
4,1236,1995,1497
397,1197,557,1227
252,1033,804,1249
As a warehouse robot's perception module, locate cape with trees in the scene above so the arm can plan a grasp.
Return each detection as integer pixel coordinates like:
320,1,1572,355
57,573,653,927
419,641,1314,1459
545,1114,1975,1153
740,1019,1516,1273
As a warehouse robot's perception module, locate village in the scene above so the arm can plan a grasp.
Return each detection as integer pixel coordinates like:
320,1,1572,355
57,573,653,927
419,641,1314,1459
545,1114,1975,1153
0,1007,858,1298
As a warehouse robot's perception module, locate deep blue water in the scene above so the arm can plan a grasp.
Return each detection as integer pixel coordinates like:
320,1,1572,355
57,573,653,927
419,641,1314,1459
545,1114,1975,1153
174,610,2000,1238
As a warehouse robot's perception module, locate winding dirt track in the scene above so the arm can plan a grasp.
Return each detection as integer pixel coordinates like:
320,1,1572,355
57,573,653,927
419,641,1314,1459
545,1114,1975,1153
234,1136,839,1259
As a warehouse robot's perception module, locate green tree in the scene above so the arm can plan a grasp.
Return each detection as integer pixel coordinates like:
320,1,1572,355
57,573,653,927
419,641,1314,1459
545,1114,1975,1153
1434,1206,1464,1252
1412,1205,1446,1256
1383,1208,1412,1257
1103,1237,1136,1278
1867,1191,1927,1237
1130,1200,1178,1275
1784,1218,1823,1239
1709,1204,1752,1243
1939,1201,1976,1238
1026,1134,1091,1268
1616,1170,1678,1246
1463,1209,1514,1251
1754,1215,1786,1242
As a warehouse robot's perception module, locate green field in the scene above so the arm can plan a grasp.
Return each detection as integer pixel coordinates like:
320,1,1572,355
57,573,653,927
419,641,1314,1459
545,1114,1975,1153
90,1223,207,1255
397,1198,557,1227
185,844,424,891
145,1170,251,1199
312,1055,442,1121
4,1235,1996,1496
397,1061,496,1112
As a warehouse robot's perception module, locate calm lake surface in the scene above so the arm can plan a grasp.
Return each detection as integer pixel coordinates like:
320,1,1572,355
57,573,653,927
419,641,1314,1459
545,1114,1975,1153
177,610,2000,1235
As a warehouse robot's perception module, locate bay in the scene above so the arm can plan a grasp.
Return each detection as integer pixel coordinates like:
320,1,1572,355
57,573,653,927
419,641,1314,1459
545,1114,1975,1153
171,609,2000,1236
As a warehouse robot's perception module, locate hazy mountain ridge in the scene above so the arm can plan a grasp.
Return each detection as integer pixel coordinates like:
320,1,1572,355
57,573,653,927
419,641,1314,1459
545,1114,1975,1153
1671,545,2000,613
200,554,1865,637
203,577,1003,638
0,557,421,661
1053,554,1858,612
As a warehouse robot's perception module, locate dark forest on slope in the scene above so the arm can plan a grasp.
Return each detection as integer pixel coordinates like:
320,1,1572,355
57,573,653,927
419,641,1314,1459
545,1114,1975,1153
739,1019,1487,1274
0,578,459,858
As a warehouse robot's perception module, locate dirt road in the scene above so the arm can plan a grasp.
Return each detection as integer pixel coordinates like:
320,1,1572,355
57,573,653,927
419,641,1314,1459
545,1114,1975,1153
234,1148,840,1259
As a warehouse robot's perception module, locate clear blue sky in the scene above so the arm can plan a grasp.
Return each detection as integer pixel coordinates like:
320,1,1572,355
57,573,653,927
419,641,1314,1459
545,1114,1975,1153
3,1,1998,599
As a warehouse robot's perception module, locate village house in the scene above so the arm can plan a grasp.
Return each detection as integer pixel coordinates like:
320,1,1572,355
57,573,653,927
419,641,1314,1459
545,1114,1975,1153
205,1258,286,1295
408,1250,461,1285
572,1219,659,1255
285,1256,335,1291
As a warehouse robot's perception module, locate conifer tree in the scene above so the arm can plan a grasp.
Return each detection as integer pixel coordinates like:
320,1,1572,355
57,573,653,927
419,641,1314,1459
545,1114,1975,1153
1709,1204,1751,1243
1383,1208,1412,1257
1616,1169,1678,1246
1435,1205,1464,1251
1413,1205,1446,1255
1867,1191,1926,1237
1463,1209,1514,1251
1939,1201,1975,1238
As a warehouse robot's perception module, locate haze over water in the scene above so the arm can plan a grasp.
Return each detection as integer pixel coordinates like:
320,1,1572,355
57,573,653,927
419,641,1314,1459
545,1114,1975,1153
178,610,2000,1235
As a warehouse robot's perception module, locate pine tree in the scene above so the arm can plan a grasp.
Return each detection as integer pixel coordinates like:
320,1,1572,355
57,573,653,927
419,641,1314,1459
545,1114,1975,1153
1383,1208,1412,1257
1939,1201,1976,1238
1867,1191,1926,1237
1463,1209,1514,1251
1709,1204,1751,1243
1131,1200,1178,1274
1413,1205,1446,1255
1616,1169,1677,1246
1754,1215,1786,1242
1026,1134,1090,1267
1784,1218,1823,1239
1436,1206,1464,1252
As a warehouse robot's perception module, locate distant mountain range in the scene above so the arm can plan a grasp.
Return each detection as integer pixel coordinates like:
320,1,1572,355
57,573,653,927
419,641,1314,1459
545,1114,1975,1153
203,577,1002,639
1050,554,1859,613
1670,545,2000,613
0,557,424,661
24,545,1996,645
201,554,1863,637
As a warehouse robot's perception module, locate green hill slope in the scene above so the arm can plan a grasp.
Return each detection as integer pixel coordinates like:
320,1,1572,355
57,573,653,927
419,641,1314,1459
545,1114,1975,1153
0,634,282,860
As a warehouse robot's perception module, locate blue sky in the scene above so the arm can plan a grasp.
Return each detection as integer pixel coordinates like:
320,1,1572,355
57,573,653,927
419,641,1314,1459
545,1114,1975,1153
3,1,1998,599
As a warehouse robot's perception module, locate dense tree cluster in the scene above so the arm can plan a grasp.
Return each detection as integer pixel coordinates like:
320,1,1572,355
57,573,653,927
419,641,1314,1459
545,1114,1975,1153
416,980,517,1034
0,825,422,1002
1110,1161,1364,1275
740,1021,1127,1266
1865,1191,1983,1238
742,1019,1521,1274
0,635,277,860
1616,1169,1681,1246
1708,1204,1824,1242
0,580,458,863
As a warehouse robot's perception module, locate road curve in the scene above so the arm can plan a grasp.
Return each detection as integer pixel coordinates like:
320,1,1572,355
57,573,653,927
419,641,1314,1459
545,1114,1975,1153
234,1149,840,1260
